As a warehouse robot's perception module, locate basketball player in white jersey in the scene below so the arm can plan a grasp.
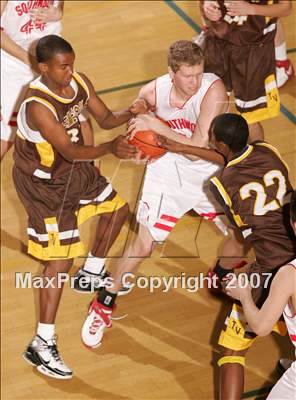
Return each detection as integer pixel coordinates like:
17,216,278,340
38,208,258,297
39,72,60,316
225,190,296,400
79,40,246,349
0,0,93,159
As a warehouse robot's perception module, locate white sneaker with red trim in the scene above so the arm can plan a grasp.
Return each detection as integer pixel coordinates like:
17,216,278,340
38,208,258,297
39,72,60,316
81,298,113,348
276,59,294,88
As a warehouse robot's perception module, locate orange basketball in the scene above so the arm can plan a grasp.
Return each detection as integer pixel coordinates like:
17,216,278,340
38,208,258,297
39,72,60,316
128,130,166,159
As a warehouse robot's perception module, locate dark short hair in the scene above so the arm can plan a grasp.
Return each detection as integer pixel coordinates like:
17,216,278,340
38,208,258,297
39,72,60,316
168,40,204,73
36,35,73,63
210,113,249,153
291,190,296,224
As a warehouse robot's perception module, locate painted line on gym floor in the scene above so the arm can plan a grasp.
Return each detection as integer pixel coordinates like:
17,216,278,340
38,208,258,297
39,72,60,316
163,0,201,33
242,385,273,399
164,0,296,126
96,79,152,95
287,47,296,53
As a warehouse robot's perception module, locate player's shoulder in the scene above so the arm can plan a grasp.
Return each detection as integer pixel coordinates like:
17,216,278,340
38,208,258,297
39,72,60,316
274,262,296,286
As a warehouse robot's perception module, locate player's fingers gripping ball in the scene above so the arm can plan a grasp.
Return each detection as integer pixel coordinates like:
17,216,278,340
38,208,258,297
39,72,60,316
128,130,167,160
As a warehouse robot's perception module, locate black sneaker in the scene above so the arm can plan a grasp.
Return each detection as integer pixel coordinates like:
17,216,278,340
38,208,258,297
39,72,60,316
73,267,110,293
23,335,73,380
73,267,133,295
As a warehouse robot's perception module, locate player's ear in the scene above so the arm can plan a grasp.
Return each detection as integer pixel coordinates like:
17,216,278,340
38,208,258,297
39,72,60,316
168,67,174,82
38,62,48,74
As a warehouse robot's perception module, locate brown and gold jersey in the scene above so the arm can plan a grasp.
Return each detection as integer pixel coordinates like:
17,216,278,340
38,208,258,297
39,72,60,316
211,143,296,270
14,71,89,179
203,0,278,46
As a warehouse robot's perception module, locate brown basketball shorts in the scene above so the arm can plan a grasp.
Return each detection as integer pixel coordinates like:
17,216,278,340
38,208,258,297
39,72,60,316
13,163,126,261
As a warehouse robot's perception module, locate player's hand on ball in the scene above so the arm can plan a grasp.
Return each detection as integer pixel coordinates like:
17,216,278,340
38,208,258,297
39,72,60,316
157,136,184,153
203,1,222,21
110,135,138,159
129,99,150,115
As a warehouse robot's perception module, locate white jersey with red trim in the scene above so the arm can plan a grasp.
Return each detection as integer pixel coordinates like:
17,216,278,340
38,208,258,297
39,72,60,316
155,72,219,141
283,258,296,354
1,0,62,66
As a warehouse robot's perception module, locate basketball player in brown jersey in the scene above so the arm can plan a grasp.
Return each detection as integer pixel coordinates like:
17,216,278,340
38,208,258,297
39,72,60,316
200,0,292,143
161,113,295,399
13,34,144,379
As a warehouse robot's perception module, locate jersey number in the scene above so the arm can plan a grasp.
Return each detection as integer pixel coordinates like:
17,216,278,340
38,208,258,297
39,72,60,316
239,170,287,216
67,128,79,143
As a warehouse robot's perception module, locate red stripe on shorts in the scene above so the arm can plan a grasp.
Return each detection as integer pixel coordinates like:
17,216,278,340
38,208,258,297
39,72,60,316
160,214,178,223
200,212,224,221
290,334,296,342
154,222,172,232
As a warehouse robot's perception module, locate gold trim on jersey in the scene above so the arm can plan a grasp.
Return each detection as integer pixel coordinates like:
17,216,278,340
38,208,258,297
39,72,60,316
256,142,290,172
211,177,246,228
73,72,90,99
226,145,253,168
76,194,126,226
36,142,55,167
26,96,58,119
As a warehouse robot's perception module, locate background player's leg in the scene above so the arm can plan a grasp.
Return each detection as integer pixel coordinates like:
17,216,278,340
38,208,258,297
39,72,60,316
39,259,73,323
248,122,264,143
275,20,294,88
90,203,129,258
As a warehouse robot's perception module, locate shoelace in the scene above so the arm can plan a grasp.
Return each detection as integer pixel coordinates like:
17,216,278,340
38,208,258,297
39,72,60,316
37,335,63,364
89,316,103,335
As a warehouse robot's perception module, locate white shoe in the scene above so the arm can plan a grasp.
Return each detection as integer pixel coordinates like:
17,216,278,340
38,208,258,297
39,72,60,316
23,335,73,379
81,298,113,348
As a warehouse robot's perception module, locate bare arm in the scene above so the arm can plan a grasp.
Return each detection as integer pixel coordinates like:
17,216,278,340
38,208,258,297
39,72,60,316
80,73,133,130
225,0,292,18
157,137,225,164
0,1,34,67
225,265,296,336
27,101,138,162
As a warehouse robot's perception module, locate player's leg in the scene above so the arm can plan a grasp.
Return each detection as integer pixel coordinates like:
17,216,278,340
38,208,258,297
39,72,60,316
73,164,129,292
267,361,296,399
275,20,294,88
217,302,257,400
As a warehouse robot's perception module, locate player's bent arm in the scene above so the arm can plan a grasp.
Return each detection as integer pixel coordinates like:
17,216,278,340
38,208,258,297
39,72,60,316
0,1,32,67
137,80,157,109
80,73,132,130
191,79,228,148
239,265,296,336
27,102,136,161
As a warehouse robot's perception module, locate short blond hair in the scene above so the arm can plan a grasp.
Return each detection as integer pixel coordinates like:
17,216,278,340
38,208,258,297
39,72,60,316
168,40,204,73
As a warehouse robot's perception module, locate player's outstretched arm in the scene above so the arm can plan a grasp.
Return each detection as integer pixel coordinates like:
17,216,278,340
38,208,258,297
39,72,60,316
225,0,292,18
27,101,138,161
79,73,135,130
225,264,296,336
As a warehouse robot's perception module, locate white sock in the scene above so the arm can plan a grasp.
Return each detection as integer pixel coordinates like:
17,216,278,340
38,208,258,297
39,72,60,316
275,42,287,61
83,252,106,274
37,323,55,341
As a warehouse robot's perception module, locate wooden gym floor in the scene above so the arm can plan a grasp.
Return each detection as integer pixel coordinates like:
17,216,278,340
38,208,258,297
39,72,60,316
1,1,295,399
